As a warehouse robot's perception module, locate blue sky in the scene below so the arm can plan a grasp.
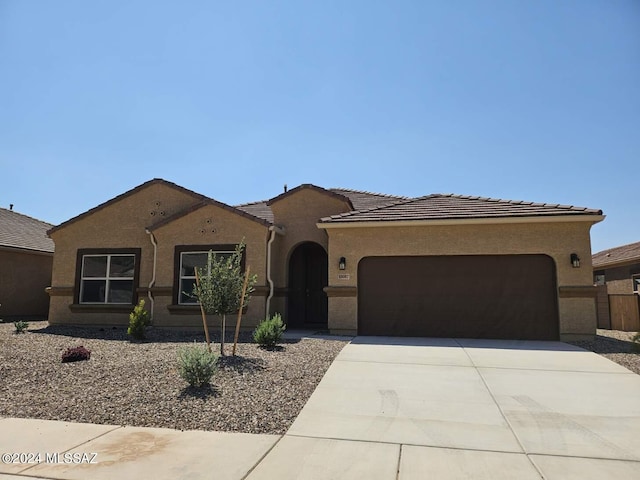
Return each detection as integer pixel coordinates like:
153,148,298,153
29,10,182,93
1,1,638,253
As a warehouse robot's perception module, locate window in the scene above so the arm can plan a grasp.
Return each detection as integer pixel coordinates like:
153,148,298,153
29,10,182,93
79,253,136,304
178,249,234,304
594,273,605,286
633,274,640,293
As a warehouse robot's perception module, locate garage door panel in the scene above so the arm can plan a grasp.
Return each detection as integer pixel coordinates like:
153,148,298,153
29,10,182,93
358,255,559,340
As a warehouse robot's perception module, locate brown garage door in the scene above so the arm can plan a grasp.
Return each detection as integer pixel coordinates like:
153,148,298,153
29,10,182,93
358,255,559,340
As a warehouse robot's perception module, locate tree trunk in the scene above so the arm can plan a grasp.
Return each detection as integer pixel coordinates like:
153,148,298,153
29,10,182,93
220,314,226,356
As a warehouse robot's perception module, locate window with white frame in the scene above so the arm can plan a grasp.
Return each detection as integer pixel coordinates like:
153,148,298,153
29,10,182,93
79,254,136,304
178,250,233,304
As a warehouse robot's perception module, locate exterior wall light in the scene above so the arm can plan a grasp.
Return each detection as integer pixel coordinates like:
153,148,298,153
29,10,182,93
339,257,346,270
570,253,580,268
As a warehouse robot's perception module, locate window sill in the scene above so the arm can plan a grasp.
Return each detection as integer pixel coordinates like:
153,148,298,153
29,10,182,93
167,305,248,315
167,305,202,315
69,304,134,313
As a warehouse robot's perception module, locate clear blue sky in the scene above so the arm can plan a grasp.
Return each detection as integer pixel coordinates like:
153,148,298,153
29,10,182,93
1,1,638,253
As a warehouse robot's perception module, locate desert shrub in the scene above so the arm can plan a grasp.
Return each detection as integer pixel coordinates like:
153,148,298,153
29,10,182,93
632,332,640,352
177,344,219,387
127,299,151,340
62,346,91,363
13,320,29,334
253,313,286,348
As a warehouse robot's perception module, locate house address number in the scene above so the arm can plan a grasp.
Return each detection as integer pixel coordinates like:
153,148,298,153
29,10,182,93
338,274,350,280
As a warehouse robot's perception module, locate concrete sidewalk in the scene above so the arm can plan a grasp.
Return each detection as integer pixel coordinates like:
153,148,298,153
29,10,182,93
2,337,640,479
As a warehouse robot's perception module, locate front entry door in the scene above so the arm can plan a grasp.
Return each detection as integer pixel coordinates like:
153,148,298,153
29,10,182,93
288,242,328,328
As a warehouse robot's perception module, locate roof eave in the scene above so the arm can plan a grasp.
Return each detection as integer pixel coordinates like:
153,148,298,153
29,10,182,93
318,214,606,229
0,244,54,256
592,257,640,270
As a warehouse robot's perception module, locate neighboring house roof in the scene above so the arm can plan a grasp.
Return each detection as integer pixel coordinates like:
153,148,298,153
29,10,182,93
319,194,603,224
0,207,54,253
593,241,640,269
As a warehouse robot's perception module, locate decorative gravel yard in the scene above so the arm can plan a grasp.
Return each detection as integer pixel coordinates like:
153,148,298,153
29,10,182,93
0,322,348,434
1,323,638,436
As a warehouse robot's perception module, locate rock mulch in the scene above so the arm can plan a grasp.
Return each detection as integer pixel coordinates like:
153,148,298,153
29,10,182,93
2,322,638,435
568,329,640,375
0,322,348,434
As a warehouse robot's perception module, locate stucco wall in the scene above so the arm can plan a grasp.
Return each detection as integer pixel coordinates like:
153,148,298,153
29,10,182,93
150,203,269,328
0,249,52,318
268,188,351,321
48,183,202,325
323,220,598,340
595,262,640,296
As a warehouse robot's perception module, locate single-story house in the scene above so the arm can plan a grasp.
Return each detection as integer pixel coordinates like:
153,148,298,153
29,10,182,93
0,206,54,319
592,241,640,331
593,241,640,293
47,178,604,341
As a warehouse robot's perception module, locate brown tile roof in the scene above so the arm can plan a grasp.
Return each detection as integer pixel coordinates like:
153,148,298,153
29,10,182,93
0,207,54,253
592,241,640,269
235,188,407,223
328,188,409,211
235,200,274,224
320,194,603,224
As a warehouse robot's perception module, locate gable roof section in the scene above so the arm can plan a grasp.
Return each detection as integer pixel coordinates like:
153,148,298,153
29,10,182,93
266,184,354,210
0,208,54,253
593,241,640,269
235,188,407,223
147,199,271,231
320,194,604,225
47,178,209,235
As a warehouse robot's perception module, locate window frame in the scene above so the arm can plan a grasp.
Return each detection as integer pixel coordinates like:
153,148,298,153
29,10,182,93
74,248,141,306
594,271,606,286
173,244,244,306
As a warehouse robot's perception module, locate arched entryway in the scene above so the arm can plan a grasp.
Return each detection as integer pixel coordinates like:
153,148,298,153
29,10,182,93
287,242,328,328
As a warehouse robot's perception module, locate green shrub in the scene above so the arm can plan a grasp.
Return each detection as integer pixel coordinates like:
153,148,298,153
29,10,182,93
632,332,640,352
253,313,286,348
127,299,151,340
13,320,29,334
177,344,219,387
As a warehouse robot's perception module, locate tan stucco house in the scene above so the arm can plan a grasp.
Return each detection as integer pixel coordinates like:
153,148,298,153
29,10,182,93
47,179,604,341
0,206,54,319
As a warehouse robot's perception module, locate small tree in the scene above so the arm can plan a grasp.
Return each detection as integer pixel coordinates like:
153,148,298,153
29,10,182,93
192,243,257,356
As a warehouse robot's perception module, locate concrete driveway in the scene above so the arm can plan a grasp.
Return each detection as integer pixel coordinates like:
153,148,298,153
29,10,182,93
249,336,640,479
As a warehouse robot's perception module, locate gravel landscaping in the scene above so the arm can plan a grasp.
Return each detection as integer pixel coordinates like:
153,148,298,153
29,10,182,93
0,321,348,434
568,329,640,375
2,322,638,436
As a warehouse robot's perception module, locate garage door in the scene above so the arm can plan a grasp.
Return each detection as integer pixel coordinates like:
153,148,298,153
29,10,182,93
358,255,559,340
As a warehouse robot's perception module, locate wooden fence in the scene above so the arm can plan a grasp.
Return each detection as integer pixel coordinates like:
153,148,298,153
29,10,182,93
607,294,640,331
